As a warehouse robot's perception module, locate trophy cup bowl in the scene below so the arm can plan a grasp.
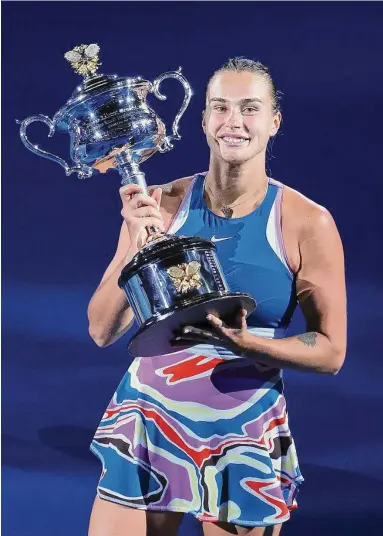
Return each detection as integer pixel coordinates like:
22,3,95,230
17,44,256,357
17,44,190,183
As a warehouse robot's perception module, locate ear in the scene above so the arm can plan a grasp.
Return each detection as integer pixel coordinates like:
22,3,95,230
270,111,282,137
202,110,206,133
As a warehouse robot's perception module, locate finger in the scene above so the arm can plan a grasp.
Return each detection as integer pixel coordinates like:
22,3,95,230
206,314,224,329
151,187,162,208
119,184,143,199
240,308,247,329
135,216,165,233
128,194,159,210
134,206,163,219
139,217,165,232
206,315,233,338
146,231,164,243
120,207,164,230
235,308,247,329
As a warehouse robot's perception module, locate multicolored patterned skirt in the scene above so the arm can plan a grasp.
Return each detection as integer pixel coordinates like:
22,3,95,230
90,329,304,527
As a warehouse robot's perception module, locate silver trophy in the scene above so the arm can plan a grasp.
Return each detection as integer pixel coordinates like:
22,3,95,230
18,44,255,357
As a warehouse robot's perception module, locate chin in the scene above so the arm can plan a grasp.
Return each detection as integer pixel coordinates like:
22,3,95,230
223,157,246,166
220,150,250,165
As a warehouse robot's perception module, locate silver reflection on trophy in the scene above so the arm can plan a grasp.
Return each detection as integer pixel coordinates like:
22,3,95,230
17,45,255,357
18,43,192,193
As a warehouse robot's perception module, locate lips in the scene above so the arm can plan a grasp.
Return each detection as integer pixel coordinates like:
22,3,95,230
219,134,250,146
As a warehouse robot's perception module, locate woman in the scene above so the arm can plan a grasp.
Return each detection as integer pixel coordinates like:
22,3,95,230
87,58,347,536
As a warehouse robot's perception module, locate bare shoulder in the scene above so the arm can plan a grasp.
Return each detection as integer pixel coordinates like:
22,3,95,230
148,176,194,199
148,176,193,201
279,181,340,243
147,175,196,226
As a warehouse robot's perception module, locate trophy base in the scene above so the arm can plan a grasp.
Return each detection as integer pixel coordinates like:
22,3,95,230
128,291,256,357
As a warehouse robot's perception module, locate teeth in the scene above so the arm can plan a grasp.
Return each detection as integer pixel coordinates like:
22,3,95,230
222,137,247,145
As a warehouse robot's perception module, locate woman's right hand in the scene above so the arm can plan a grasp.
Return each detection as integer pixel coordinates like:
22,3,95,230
119,184,165,252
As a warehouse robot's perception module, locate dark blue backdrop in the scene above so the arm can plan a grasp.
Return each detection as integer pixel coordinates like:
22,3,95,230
3,2,383,535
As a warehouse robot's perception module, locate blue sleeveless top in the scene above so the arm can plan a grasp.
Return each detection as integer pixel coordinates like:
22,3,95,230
168,173,297,330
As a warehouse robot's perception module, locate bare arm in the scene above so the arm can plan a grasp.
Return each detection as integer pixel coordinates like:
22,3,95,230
87,222,137,347
88,184,165,347
237,207,347,374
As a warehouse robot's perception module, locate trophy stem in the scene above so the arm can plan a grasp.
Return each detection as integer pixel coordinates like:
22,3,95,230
115,150,148,193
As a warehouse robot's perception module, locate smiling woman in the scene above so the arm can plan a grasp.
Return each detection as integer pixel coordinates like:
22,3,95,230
87,57,347,536
201,60,282,218
204,58,281,155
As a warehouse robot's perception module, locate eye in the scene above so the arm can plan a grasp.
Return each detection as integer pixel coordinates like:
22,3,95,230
242,106,259,114
213,105,227,113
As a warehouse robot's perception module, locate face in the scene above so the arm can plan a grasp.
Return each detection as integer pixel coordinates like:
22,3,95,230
203,71,281,165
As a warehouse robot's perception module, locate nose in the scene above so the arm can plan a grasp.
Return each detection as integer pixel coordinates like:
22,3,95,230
226,107,242,129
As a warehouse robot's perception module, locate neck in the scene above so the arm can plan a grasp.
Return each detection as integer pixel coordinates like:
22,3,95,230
205,155,268,207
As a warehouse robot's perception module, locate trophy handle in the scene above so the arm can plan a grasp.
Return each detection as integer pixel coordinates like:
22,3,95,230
151,68,192,152
16,115,93,179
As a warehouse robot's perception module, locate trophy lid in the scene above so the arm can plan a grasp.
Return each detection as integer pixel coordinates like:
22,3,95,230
118,235,215,285
54,44,150,129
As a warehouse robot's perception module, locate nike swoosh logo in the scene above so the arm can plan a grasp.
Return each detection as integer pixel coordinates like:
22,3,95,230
211,235,234,243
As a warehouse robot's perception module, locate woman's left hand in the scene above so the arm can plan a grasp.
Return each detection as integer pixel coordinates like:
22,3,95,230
171,308,250,355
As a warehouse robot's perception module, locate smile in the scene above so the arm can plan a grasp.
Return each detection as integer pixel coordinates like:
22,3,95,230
220,136,249,146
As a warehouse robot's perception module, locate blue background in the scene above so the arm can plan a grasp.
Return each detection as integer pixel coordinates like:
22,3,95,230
3,2,383,535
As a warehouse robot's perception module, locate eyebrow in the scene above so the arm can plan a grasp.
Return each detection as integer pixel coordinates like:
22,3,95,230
209,97,263,104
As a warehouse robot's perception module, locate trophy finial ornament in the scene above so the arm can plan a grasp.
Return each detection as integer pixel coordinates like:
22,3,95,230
64,44,101,76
